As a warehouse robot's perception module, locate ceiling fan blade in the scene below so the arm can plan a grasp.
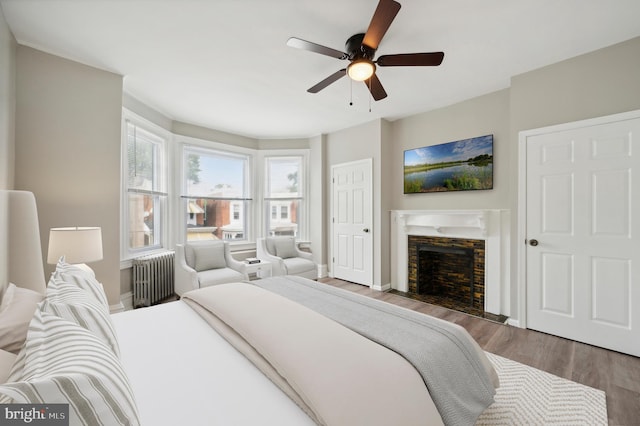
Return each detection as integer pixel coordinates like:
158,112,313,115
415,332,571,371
362,0,401,50
287,37,348,60
377,52,445,67
307,69,347,93
365,73,387,101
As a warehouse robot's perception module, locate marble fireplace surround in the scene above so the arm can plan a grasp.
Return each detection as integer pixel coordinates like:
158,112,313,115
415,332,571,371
390,210,510,316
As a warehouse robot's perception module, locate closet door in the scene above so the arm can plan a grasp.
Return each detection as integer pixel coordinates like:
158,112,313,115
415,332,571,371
524,112,640,356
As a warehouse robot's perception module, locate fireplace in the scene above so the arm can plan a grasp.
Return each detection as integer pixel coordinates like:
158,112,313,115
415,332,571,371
390,209,509,317
408,236,485,310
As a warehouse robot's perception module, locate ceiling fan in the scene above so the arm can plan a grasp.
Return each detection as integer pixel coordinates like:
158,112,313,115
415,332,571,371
286,0,444,101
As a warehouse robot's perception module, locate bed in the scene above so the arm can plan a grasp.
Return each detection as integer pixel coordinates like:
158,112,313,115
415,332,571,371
0,190,498,425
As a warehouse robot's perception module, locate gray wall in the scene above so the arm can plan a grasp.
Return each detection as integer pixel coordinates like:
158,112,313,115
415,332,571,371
390,89,511,211
309,134,327,267
0,7,16,293
0,6,15,191
326,119,390,288
14,46,123,306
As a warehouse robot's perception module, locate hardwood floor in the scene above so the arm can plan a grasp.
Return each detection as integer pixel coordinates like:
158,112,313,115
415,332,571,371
318,277,640,426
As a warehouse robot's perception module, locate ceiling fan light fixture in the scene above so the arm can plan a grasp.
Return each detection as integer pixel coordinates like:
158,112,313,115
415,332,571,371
347,59,375,81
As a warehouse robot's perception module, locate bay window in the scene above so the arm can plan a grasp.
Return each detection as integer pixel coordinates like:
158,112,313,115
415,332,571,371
121,110,310,262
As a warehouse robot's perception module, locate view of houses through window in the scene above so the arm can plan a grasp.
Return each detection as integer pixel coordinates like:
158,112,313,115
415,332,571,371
182,146,250,241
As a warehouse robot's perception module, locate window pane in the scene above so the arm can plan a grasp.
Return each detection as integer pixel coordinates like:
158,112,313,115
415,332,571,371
184,148,247,198
183,146,250,242
185,198,248,241
266,200,299,237
128,193,161,249
127,123,162,191
266,157,302,198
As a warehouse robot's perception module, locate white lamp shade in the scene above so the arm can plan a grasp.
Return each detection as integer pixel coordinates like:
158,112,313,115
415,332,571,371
47,227,103,264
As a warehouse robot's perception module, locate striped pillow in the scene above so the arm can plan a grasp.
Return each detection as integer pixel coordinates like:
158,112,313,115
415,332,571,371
52,258,109,309
0,310,140,425
42,281,120,357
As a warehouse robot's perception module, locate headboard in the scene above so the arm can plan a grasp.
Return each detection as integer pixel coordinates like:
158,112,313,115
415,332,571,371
0,190,47,295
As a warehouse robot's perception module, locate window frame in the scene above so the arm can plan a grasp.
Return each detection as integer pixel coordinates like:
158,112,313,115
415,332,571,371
176,137,255,247
260,151,309,241
120,109,172,261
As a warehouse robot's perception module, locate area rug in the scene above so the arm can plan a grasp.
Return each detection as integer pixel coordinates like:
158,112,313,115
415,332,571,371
476,352,608,425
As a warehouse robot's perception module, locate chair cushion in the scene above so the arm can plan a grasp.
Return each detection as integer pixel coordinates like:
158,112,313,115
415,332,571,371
283,257,315,276
274,237,297,259
265,238,277,256
197,268,246,288
188,242,226,272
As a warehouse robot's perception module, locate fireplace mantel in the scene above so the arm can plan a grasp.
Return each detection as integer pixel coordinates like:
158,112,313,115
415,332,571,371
398,210,490,237
390,209,510,316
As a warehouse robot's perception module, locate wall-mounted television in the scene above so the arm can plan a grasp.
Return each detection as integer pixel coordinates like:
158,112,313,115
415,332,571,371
404,134,493,194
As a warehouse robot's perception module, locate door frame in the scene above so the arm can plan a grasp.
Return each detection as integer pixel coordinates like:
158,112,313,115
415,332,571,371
517,109,640,329
330,158,374,287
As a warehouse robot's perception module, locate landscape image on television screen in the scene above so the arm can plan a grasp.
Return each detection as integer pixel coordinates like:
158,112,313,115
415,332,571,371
404,135,493,194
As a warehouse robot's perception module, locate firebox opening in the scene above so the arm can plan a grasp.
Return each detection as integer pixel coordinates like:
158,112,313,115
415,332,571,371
406,235,486,313
417,245,475,306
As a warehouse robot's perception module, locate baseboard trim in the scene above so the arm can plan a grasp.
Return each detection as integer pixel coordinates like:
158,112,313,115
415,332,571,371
109,301,125,314
116,291,133,312
507,318,521,328
372,282,391,292
317,264,328,279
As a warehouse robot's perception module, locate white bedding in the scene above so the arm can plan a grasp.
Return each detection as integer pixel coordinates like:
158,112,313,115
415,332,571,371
111,300,315,426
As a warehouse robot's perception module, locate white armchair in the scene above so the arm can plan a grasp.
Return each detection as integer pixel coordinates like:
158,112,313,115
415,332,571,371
256,237,317,280
174,240,248,296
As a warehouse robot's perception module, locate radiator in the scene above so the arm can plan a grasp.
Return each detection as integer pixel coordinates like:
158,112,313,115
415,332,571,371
133,250,175,308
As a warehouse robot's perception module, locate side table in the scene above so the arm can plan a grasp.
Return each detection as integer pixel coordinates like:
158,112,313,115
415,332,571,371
243,260,272,280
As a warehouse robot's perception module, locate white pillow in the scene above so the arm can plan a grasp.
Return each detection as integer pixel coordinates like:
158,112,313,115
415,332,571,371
275,237,297,259
192,242,227,272
0,283,44,353
42,281,120,357
0,310,140,425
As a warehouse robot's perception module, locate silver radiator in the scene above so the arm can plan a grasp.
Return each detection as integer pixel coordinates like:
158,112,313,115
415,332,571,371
133,250,175,308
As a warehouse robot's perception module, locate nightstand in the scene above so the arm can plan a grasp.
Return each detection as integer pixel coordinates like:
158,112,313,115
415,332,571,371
243,260,272,280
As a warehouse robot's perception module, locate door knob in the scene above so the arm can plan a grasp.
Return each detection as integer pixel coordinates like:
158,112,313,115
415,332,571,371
363,228,370,233
529,239,539,246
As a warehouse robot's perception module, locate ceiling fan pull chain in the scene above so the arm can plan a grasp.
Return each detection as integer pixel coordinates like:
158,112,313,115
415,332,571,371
349,78,354,106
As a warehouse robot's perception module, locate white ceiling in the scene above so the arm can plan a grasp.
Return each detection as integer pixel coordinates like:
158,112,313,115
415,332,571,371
2,0,640,139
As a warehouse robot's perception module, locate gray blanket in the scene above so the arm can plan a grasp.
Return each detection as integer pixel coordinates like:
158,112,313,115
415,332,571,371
253,276,496,426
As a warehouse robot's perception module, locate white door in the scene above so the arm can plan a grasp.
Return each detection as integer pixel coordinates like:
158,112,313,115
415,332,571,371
524,112,640,356
332,159,373,286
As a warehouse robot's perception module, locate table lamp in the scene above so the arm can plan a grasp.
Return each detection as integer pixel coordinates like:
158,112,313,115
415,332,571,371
47,227,103,274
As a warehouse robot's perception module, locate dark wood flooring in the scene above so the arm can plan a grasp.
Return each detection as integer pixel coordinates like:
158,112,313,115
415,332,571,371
318,277,640,426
